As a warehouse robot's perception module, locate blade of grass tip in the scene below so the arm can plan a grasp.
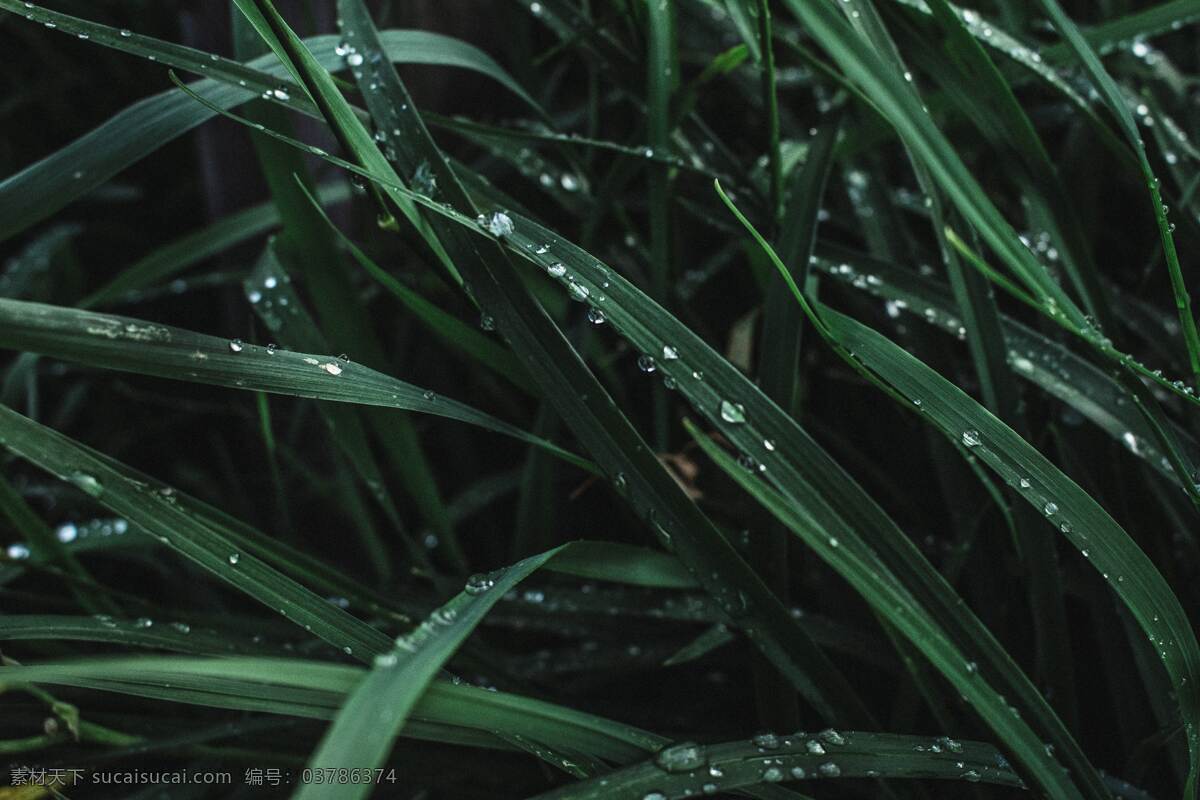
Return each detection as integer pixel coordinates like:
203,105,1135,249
663,623,736,667
296,545,569,800
0,475,117,616
0,298,591,472
0,403,394,660
1034,0,1200,384
252,0,879,728
714,180,1102,799
646,0,676,450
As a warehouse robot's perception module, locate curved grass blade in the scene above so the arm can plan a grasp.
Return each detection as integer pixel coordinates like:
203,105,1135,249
245,243,424,576
0,297,589,470
527,730,1022,799
811,249,1200,486
687,421,1082,799
779,0,1087,331
820,306,1200,799
1032,0,1200,384
230,99,1118,791
0,615,278,656
246,0,875,727
0,12,539,245
299,538,728,797
0,403,394,660
0,657,664,762
295,180,529,389
296,546,565,800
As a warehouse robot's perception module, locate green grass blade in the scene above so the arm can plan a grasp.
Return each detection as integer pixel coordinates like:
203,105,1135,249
1034,0,1200,382
0,657,664,762
821,306,1200,799
780,0,1087,330
528,730,1023,798
79,185,353,308
295,181,529,389
296,546,565,800
0,404,394,660
0,615,278,656
811,248,1200,488
244,243,424,578
0,297,588,469
687,419,1081,798
243,0,877,727
0,14,539,244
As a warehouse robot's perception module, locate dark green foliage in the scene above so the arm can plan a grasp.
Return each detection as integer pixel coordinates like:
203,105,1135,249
0,1,1198,798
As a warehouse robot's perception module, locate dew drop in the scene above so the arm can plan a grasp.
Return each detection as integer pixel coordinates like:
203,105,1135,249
228,339,244,353
465,573,495,595
478,211,515,238
568,281,590,302
961,429,982,447
228,552,240,565
719,400,746,424
752,732,780,749
69,472,103,497
654,741,705,772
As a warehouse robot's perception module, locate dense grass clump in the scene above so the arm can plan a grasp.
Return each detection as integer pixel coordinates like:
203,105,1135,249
1,1,1199,798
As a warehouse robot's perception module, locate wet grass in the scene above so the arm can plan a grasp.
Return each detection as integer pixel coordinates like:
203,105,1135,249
0,1,1199,798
